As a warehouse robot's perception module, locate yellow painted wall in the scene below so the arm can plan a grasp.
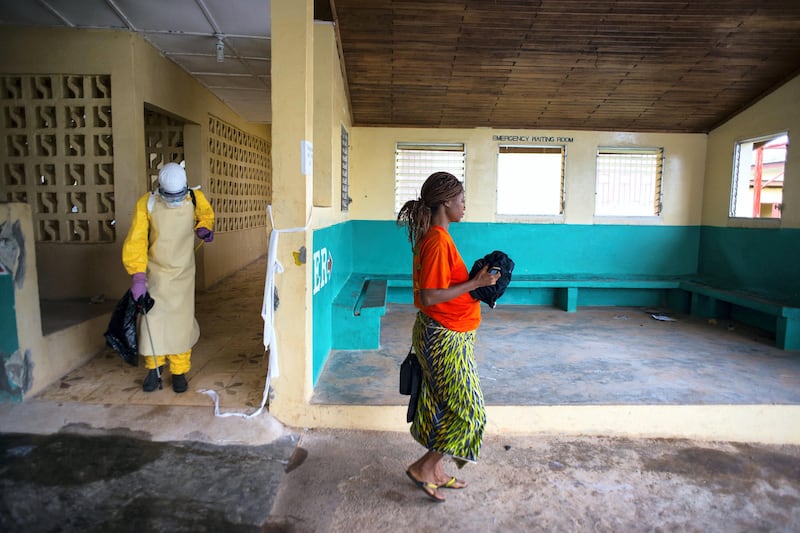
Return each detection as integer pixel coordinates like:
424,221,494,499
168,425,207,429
0,26,270,299
704,74,800,228
349,128,707,226
129,31,271,289
2,203,109,398
268,0,316,420
311,21,353,229
267,1,354,425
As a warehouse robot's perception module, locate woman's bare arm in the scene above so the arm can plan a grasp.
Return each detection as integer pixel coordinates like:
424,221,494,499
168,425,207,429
419,265,499,307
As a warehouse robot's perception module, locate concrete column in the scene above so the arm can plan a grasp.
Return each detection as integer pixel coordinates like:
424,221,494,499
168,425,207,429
313,22,335,208
269,0,315,421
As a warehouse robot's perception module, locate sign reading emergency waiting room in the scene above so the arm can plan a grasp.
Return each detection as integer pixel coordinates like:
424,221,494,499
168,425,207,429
492,134,574,143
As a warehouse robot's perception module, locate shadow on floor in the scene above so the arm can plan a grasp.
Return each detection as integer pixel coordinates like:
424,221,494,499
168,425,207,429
0,431,297,532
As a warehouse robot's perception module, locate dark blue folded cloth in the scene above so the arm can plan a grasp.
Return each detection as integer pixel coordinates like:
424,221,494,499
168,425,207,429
469,250,515,308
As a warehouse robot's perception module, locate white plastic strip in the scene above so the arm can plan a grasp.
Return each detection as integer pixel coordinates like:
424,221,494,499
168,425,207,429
198,204,311,418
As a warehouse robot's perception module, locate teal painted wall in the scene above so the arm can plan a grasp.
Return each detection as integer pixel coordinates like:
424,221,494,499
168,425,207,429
311,222,353,385
452,223,700,277
698,226,800,304
313,221,703,383
1,270,22,403
353,221,701,277
351,220,411,276
314,221,798,384
0,271,17,355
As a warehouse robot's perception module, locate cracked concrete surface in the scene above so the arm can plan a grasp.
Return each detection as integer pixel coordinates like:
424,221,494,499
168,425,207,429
1,409,800,532
266,429,800,533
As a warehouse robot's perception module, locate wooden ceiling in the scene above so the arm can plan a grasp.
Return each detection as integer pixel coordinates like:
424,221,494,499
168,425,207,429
330,0,800,133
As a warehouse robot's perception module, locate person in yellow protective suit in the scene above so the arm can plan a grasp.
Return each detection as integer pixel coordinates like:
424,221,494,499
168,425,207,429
122,162,215,393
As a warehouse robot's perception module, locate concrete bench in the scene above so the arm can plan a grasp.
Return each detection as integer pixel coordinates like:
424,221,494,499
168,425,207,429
331,272,799,351
345,273,685,309
332,275,388,350
506,275,683,312
679,279,800,350
354,279,388,316
366,273,684,310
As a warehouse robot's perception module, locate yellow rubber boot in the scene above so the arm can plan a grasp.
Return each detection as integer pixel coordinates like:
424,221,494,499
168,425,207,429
168,350,192,393
168,350,192,375
144,355,167,370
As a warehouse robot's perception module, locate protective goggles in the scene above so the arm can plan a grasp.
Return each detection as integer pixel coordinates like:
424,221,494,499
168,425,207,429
159,187,188,204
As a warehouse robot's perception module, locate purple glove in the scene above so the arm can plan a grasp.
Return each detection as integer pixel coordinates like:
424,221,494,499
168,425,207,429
196,228,214,242
131,272,147,301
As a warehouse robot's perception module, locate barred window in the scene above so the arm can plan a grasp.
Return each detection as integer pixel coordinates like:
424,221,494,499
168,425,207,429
497,145,565,216
341,125,350,211
395,143,465,213
595,147,663,217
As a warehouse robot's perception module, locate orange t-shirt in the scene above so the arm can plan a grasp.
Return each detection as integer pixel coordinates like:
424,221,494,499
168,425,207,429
413,226,481,332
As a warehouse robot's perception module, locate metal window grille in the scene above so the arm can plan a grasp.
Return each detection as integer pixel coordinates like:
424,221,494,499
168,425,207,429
595,147,663,216
341,125,350,211
395,143,465,213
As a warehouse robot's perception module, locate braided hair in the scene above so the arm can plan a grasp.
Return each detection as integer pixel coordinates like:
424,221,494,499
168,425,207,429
396,171,464,249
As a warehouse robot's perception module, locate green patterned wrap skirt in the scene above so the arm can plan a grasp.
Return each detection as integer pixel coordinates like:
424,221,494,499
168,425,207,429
410,311,486,467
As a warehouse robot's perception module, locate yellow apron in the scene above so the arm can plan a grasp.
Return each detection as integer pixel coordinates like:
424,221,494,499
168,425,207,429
138,196,200,356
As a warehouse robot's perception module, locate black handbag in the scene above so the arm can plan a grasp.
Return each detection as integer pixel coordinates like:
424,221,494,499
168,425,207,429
399,349,422,422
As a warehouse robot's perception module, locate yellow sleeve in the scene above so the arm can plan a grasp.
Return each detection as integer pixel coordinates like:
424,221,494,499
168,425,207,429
192,189,215,231
121,194,151,275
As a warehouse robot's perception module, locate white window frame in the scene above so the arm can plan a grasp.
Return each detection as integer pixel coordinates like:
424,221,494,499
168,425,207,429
595,147,663,218
340,125,350,211
394,143,466,213
496,145,565,218
730,132,787,221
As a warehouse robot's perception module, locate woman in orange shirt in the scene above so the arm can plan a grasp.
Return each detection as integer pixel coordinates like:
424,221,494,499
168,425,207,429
397,171,499,503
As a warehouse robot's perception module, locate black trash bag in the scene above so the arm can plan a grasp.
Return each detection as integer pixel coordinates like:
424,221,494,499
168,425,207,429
104,290,154,366
469,250,515,308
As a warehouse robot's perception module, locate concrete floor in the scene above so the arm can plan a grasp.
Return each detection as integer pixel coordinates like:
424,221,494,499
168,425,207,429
35,260,271,412
34,256,800,411
3,257,800,531
313,303,800,406
2,420,799,532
